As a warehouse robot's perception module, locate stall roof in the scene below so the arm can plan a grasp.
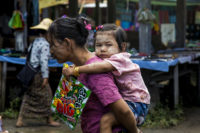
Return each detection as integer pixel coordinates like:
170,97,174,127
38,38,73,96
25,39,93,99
39,0,107,9
83,1,107,8
130,0,200,6
38,0,200,10
39,0,68,9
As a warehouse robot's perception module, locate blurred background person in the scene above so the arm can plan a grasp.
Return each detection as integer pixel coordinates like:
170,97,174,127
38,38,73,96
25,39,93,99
16,18,60,127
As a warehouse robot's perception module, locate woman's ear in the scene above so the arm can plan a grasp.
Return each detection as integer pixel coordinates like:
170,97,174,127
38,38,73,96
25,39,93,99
121,42,127,52
64,38,75,51
64,38,71,46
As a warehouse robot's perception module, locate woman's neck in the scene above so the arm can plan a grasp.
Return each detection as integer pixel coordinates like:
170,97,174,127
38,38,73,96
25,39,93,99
71,47,95,66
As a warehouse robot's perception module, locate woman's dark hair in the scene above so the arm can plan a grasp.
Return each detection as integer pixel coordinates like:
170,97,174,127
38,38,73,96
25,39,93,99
48,16,89,47
96,24,127,51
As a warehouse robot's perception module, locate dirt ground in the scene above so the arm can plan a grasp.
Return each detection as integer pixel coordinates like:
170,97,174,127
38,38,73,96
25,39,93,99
2,107,200,133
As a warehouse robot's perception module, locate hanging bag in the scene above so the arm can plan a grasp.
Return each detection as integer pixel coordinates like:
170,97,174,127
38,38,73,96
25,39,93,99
17,45,40,89
8,10,24,30
137,8,156,23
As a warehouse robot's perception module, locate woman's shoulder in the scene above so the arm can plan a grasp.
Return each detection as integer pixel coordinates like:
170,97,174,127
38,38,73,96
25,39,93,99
110,52,131,59
85,55,103,65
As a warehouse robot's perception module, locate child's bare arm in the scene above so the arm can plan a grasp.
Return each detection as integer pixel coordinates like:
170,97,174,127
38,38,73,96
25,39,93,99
62,61,115,77
79,61,115,74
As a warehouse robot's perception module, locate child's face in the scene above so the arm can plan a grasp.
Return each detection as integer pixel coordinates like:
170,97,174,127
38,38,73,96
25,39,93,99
95,31,120,59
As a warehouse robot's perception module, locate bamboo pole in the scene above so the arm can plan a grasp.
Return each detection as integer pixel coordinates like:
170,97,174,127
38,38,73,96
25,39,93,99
0,63,2,111
79,0,86,14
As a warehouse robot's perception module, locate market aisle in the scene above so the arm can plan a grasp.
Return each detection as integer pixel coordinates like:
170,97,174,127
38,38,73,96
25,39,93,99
2,107,200,133
2,119,82,133
142,107,200,133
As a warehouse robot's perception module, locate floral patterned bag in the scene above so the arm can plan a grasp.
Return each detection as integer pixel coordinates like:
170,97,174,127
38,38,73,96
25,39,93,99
51,73,91,129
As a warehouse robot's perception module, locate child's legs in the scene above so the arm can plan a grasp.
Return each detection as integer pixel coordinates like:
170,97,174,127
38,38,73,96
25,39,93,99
100,102,149,133
100,112,119,133
126,101,149,126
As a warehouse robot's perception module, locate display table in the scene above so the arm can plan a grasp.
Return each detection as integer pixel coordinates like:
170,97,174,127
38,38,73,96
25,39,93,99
0,55,72,67
0,54,195,111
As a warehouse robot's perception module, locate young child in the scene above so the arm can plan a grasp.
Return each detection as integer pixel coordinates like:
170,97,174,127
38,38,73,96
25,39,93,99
62,24,150,133
0,116,9,133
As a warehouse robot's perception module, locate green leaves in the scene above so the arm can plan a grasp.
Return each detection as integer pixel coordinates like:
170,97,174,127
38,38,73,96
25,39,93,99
142,104,184,128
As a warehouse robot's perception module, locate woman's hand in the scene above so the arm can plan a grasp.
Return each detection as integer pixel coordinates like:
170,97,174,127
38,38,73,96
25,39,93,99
42,78,48,88
62,65,75,79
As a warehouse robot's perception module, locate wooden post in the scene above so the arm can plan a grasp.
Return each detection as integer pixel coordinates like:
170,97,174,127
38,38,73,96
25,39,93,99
173,64,179,106
139,0,152,55
95,0,101,25
107,0,116,23
32,0,39,25
42,8,49,19
55,6,59,19
198,60,200,105
0,63,2,111
0,62,7,112
69,0,78,17
22,0,27,50
176,0,186,48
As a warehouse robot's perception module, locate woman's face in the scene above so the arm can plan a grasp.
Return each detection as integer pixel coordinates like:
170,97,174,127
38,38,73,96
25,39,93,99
50,39,71,63
95,31,120,59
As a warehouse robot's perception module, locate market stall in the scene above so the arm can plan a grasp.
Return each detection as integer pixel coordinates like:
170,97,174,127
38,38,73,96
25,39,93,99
1,50,200,111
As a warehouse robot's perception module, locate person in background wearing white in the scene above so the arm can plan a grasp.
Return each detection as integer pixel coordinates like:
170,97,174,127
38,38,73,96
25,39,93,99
16,18,60,127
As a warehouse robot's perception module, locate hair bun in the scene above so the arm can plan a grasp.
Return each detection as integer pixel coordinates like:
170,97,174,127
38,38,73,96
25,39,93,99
76,17,89,41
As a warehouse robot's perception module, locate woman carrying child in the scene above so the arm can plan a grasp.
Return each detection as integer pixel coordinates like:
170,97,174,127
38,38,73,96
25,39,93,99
62,24,150,133
48,17,139,133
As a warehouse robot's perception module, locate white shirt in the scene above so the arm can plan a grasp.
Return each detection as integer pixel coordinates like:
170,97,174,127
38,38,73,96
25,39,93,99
29,37,50,78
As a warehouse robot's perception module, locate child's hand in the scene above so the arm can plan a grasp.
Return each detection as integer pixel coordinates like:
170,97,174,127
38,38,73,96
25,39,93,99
62,65,75,79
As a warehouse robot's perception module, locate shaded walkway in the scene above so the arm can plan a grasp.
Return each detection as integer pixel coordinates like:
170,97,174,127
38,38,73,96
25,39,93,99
2,107,200,133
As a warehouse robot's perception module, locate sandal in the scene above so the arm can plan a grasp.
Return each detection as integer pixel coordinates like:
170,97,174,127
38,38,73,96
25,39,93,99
2,130,9,133
16,121,26,128
138,128,143,133
47,121,60,127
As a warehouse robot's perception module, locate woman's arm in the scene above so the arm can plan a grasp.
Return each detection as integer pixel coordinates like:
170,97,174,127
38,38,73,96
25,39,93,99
87,72,138,133
109,99,138,133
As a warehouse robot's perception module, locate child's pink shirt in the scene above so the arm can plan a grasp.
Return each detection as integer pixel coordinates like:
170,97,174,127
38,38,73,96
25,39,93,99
105,52,150,104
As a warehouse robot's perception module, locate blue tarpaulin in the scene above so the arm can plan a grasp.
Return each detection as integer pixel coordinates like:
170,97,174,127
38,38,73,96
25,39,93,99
132,59,178,72
0,55,178,72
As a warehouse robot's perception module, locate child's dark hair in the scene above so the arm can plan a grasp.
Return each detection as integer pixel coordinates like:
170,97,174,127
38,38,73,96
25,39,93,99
48,16,89,47
96,24,127,51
